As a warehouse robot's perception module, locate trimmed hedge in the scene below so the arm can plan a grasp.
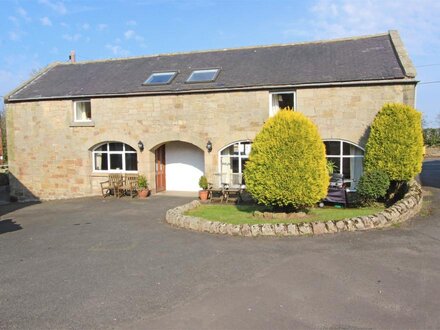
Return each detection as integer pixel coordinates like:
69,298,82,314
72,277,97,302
364,103,424,181
244,110,329,210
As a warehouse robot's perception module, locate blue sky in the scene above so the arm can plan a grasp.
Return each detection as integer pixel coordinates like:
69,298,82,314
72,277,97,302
1,0,439,126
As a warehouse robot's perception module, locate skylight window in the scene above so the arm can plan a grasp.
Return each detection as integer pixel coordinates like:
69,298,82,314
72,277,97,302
186,69,220,83
144,71,177,85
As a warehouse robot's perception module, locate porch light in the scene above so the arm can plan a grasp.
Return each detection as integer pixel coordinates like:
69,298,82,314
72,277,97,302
138,140,144,152
206,140,213,153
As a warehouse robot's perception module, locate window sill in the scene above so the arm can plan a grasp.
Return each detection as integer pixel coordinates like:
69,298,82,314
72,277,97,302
70,121,95,127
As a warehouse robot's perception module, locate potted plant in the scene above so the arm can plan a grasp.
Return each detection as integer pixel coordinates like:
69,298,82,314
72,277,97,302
138,175,150,199
326,160,337,176
198,175,209,201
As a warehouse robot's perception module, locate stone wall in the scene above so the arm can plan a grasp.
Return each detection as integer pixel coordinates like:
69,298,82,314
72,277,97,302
6,83,415,200
165,180,423,236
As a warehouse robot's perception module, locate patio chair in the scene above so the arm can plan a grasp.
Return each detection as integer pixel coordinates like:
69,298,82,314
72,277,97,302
208,182,225,203
100,173,123,198
118,174,139,198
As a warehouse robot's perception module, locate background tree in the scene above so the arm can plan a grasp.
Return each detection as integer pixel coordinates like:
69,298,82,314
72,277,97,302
244,110,329,211
364,103,424,182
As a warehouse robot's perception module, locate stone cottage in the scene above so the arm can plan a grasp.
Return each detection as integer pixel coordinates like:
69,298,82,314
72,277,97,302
4,30,416,201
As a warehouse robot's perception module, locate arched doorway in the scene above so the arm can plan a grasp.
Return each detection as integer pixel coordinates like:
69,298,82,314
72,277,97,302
154,141,205,192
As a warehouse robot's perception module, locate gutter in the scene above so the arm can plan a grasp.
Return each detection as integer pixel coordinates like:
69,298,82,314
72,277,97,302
4,78,418,103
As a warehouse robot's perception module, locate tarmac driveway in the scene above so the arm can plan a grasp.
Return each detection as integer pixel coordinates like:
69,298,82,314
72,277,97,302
1,160,440,329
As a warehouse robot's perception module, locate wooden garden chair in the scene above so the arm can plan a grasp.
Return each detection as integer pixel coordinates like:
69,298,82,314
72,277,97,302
208,182,225,203
118,174,139,198
100,173,123,198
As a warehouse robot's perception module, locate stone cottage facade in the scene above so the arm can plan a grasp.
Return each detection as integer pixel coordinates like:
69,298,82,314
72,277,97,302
4,31,416,201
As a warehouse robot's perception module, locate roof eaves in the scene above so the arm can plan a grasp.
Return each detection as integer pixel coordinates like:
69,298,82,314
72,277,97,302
5,77,418,103
388,30,416,78
3,62,61,101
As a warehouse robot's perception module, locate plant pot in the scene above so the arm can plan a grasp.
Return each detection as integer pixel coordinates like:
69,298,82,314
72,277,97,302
199,190,209,201
138,188,149,199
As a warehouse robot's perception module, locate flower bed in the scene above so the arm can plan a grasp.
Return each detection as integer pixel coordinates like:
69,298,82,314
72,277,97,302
165,180,422,237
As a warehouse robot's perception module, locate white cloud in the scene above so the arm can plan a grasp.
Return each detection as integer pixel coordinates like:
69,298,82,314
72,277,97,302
124,30,135,39
8,16,19,26
40,17,52,26
8,31,21,41
62,33,81,41
97,23,108,31
16,7,31,22
39,0,67,15
105,44,130,57
303,0,440,56
126,20,137,26
123,30,147,48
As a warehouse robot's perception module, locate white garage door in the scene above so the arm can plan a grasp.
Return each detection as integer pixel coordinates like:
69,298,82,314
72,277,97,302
166,141,204,191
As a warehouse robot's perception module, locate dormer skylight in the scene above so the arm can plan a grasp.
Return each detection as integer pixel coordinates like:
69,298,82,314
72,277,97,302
143,71,177,85
186,69,220,83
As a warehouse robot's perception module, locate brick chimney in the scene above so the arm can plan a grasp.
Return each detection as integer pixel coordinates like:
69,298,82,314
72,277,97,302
69,50,76,63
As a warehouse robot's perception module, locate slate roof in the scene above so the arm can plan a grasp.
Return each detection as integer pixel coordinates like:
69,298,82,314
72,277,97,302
6,32,415,102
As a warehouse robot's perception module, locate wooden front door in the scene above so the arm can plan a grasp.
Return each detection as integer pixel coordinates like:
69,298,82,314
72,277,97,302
155,145,166,192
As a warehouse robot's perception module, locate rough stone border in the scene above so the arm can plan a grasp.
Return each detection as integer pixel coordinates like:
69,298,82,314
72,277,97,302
165,180,423,237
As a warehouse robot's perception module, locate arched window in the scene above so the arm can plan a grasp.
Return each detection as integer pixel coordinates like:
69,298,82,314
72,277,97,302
218,140,252,186
92,142,137,172
324,140,364,189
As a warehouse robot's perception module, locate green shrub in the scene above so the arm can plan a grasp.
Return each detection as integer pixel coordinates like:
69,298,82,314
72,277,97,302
364,103,424,182
244,110,329,210
198,176,208,190
356,170,390,204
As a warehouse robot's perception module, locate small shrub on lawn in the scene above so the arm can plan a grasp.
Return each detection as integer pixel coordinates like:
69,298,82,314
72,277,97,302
244,110,329,211
356,170,390,205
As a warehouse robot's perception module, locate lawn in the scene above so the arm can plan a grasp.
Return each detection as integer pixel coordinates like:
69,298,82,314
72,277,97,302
186,204,385,225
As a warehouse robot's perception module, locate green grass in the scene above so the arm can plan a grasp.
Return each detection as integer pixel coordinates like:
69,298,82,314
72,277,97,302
186,204,385,225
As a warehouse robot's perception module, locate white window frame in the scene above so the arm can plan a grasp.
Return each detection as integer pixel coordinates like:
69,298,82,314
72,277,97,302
268,91,296,117
217,140,252,186
324,139,364,190
92,142,138,173
73,100,92,122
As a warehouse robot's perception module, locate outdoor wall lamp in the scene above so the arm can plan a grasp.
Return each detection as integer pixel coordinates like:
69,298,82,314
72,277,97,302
206,140,213,153
138,140,144,152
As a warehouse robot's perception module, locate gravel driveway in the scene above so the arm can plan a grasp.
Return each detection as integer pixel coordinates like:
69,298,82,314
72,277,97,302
1,160,440,329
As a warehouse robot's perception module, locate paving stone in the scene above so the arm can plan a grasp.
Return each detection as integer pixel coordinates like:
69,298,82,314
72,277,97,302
261,224,276,236
251,224,261,237
345,220,356,231
219,223,228,235
326,221,337,233
274,223,287,236
354,218,365,230
298,223,312,235
241,224,252,237
335,220,346,231
286,223,299,235
312,222,327,235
